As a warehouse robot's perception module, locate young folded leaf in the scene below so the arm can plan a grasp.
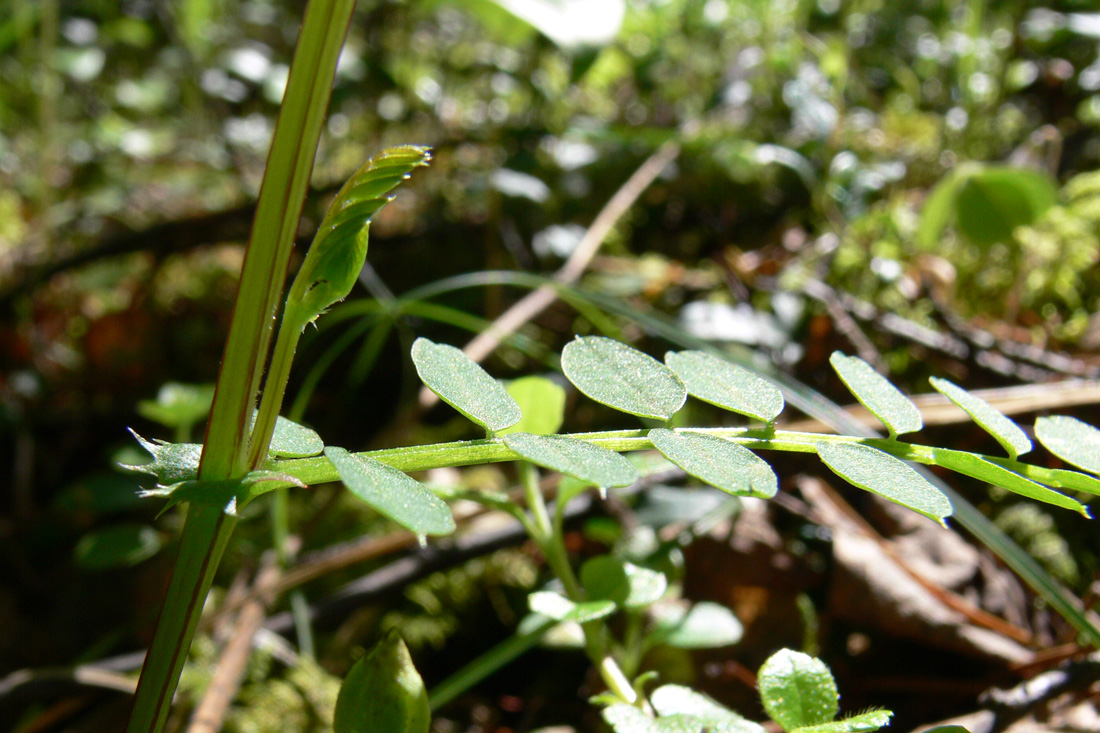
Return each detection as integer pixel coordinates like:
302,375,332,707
412,338,522,433
829,352,922,439
816,442,952,523
665,350,784,424
562,336,687,421
649,428,777,498
325,447,455,536
1035,415,1100,476
929,377,1031,459
932,448,1087,516
333,630,430,733
502,432,637,487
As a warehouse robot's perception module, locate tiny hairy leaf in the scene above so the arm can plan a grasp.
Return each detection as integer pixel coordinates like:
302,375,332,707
580,556,667,610
503,432,637,488
649,428,778,498
528,590,617,623
325,447,455,536
74,523,164,570
793,710,894,733
829,352,922,438
933,449,1087,516
562,336,687,421
758,649,838,731
412,338,521,433
929,377,1031,458
1035,415,1100,476
665,350,784,423
651,601,743,649
650,685,765,733
333,630,430,733
500,375,566,435
816,442,951,523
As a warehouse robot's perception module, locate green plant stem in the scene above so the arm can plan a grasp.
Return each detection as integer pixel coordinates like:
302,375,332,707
249,313,305,468
127,1,355,729
519,462,637,704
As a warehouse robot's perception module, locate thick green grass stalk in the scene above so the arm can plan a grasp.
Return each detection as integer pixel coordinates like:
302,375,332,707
126,1,355,729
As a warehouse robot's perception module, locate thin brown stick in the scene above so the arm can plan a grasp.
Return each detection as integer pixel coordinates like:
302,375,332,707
419,141,681,407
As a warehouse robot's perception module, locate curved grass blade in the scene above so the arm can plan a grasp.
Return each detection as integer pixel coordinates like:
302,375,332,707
929,377,1031,458
325,447,455,536
933,448,1087,516
412,337,521,433
503,432,637,487
1036,415,1100,476
666,350,784,423
561,335,686,421
649,428,777,498
816,442,951,523
829,352,921,439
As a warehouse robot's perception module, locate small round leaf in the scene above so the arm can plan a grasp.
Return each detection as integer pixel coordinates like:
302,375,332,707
412,338,521,433
929,377,1031,459
500,376,566,436
649,429,777,498
1035,415,1100,476
816,442,952,523
666,350,784,423
829,352,922,438
503,432,637,488
325,447,455,536
562,336,686,421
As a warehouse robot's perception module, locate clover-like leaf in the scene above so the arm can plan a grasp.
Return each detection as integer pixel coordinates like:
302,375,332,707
334,630,430,733
934,449,1087,516
793,710,893,733
562,336,687,421
527,590,616,623
503,432,637,488
325,447,455,536
500,375,566,436
816,442,952,523
1035,415,1100,476
666,350,784,423
268,415,325,458
829,352,921,438
580,556,667,610
651,601,743,649
649,429,777,498
758,649,838,731
412,338,521,433
650,685,765,733
929,377,1031,459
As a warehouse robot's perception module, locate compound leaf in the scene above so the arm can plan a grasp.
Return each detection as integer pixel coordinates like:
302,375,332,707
665,350,784,423
649,428,777,498
412,338,521,433
325,447,455,536
562,336,686,421
816,442,951,523
829,352,922,438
